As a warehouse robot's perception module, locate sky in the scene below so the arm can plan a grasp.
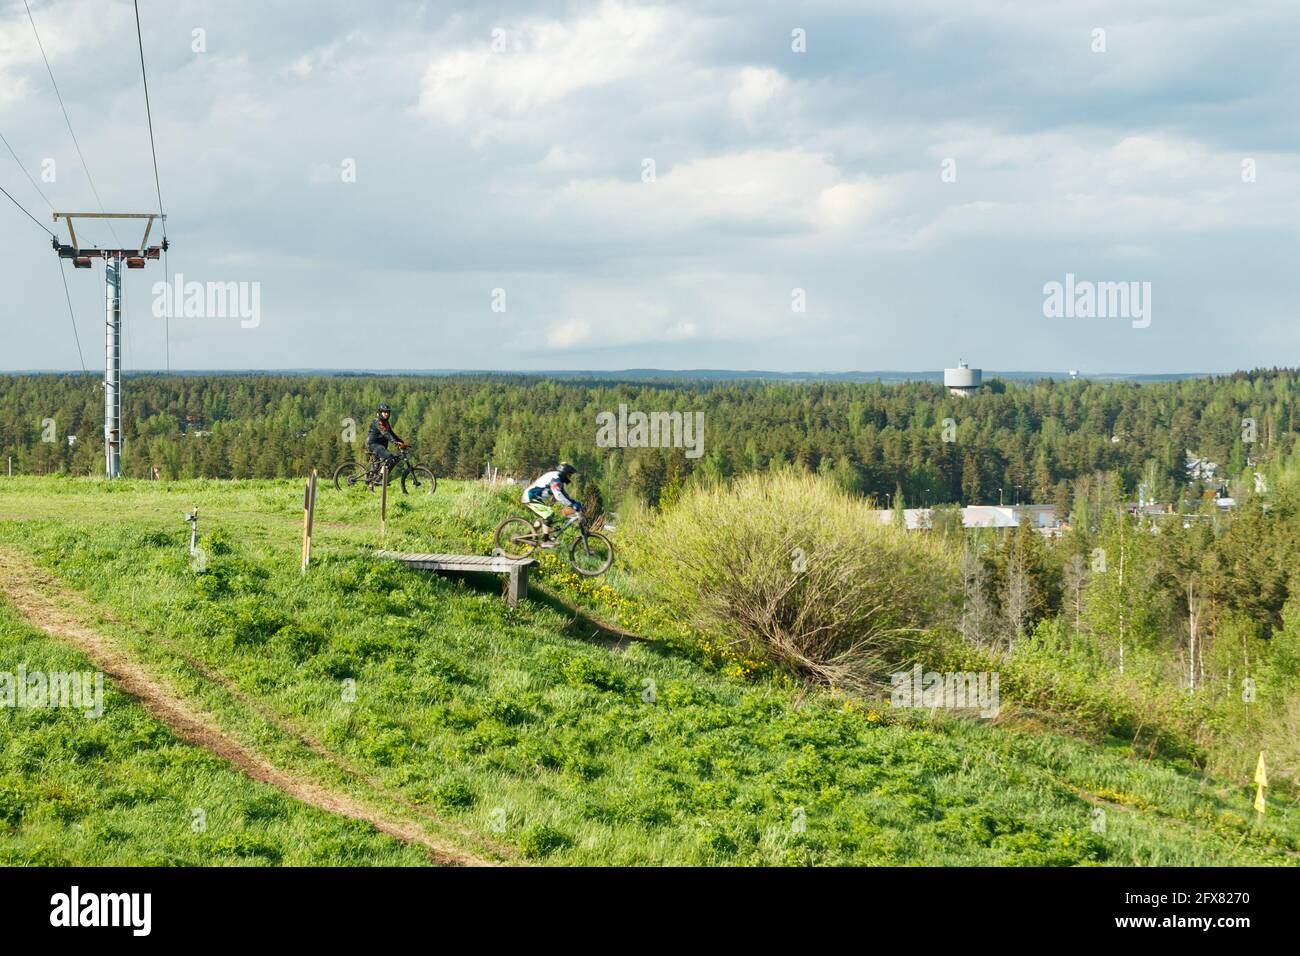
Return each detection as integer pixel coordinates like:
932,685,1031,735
1,0,1298,374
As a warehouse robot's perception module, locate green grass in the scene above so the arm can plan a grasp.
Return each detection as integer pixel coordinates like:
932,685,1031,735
0,599,430,866
0,475,1297,865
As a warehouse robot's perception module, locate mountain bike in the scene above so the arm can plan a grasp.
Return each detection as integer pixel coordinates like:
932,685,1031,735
493,508,614,576
332,446,437,496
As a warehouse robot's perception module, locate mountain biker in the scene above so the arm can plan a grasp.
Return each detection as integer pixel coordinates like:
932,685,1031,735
523,462,581,539
366,403,406,472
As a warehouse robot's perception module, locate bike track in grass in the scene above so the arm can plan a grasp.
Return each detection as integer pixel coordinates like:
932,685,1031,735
0,544,508,867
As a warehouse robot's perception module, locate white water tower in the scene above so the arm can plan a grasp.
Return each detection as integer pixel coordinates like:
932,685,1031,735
943,359,982,397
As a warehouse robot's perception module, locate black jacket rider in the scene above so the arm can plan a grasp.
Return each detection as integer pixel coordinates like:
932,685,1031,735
366,415,404,464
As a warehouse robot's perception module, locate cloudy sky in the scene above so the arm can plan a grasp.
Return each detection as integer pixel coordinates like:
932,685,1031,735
1,0,1298,373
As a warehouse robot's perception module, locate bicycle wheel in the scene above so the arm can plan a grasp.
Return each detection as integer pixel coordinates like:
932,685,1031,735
332,461,368,492
401,465,437,496
568,530,614,576
494,516,539,559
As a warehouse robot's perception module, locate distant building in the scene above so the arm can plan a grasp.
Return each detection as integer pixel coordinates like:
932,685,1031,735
943,359,982,397
873,504,1058,534
963,504,1057,530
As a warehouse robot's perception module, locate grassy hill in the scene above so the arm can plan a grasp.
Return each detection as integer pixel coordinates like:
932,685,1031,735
0,475,1296,865
0,600,429,866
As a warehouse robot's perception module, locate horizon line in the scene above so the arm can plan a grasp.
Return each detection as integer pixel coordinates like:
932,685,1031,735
0,366,1248,378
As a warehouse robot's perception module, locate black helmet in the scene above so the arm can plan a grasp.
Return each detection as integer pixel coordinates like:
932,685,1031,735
557,462,577,478
377,403,392,414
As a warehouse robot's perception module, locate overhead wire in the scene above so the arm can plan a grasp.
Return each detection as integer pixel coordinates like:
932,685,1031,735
133,0,169,372
57,258,88,373
1,121,88,374
0,129,55,212
22,0,119,246
11,0,175,378
0,180,54,238
4,118,96,377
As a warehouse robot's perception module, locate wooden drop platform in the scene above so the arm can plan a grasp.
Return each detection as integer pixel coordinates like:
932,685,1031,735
373,551,537,607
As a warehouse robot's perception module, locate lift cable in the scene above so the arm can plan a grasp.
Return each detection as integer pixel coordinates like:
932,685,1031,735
132,0,166,232
0,180,54,238
57,258,88,374
22,0,119,246
0,180,89,373
133,0,170,372
0,129,54,212
2,128,89,375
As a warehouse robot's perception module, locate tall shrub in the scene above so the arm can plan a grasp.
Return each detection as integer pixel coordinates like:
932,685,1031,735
627,471,960,691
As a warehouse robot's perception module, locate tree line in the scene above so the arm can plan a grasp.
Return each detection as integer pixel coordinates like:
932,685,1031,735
1,369,1297,513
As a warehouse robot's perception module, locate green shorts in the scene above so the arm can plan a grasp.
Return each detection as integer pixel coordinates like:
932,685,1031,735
525,501,554,521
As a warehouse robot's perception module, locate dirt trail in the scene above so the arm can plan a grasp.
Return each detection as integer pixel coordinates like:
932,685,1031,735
0,547,497,867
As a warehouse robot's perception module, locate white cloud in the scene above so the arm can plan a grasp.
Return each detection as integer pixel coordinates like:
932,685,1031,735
729,66,788,125
897,127,1300,248
523,272,809,356
534,149,882,237
0,0,128,107
2,0,1298,374
814,181,878,229
546,318,592,349
417,2,684,125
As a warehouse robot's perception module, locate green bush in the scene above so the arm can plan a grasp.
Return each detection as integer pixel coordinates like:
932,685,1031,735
0,784,27,827
428,779,477,810
518,822,574,859
626,471,959,691
201,527,235,556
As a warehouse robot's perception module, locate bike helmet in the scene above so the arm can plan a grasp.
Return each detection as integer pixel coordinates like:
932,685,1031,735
377,403,392,414
557,462,577,478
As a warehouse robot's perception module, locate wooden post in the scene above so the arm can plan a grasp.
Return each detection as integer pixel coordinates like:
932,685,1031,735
301,469,317,574
380,463,389,536
506,562,528,608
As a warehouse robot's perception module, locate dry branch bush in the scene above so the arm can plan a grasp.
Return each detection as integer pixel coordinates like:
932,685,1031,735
627,471,960,692
960,545,998,649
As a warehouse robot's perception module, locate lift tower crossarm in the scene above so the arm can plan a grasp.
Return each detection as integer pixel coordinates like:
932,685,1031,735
53,211,165,259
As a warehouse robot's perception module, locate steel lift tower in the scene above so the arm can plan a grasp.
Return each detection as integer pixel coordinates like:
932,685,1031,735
52,212,167,478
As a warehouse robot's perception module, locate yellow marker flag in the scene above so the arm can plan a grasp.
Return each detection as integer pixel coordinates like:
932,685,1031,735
1254,752,1267,815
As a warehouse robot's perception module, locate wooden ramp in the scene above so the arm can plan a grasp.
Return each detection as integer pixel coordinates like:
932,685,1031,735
374,551,537,607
